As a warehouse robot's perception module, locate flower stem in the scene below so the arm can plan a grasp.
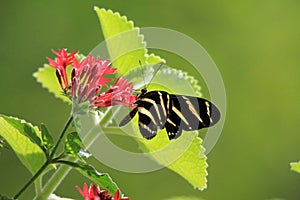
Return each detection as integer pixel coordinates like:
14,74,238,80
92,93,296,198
50,115,73,158
34,177,42,197
14,115,74,199
37,157,76,200
37,108,113,198
14,161,49,199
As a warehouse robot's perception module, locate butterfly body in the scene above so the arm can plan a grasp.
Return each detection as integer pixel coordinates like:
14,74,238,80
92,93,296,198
119,89,221,140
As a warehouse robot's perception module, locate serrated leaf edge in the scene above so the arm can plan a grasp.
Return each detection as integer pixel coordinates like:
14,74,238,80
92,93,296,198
2,115,42,138
33,64,71,104
158,66,202,97
94,7,166,65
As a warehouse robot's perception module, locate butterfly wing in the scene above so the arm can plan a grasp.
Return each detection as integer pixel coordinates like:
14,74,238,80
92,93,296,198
119,107,138,127
164,115,182,140
165,94,221,140
119,91,221,141
135,91,170,139
138,110,158,139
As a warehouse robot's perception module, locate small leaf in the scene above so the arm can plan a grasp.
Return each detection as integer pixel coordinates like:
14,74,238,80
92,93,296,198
77,165,118,196
0,115,46,174
33,64,72,104
65,132,89,160
291,161,300,174
59,161,118,195
65,132,82,155
33,53,86,104
41,123,54,151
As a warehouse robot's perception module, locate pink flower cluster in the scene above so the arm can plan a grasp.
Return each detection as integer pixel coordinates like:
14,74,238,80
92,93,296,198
48,49,136,109
77,183,129,200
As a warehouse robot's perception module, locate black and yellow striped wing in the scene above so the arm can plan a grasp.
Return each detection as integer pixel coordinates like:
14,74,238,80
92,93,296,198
119,90,221,140
165,94,220,139
135,91,170,139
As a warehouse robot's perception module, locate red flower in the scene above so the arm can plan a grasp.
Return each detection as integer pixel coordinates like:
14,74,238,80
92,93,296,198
48,49,136,110
72,55,116,86
76,184,129,200
113,189,129,200
47,49,78,91
95,77,137,108
76,183,101,200
71,54,136,109
71,55,117,107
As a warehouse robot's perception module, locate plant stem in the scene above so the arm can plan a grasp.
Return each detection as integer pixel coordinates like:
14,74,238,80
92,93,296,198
36,157,76,200
50,115,73,158
34,177,42,197
14,115,74,199
37,108,113,198
54,160,79,167
14,161,49,199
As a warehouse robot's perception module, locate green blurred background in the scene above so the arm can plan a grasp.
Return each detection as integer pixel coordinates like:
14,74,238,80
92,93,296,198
1,0,300,199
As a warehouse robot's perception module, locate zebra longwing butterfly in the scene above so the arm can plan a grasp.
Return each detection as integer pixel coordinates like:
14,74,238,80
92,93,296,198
119,88,221,140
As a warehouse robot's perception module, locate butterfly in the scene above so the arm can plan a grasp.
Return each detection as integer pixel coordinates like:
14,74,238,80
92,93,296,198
119,87,221,140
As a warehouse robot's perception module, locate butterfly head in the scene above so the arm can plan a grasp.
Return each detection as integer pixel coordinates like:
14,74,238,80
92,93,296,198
141,88,147,94
133,88,147,106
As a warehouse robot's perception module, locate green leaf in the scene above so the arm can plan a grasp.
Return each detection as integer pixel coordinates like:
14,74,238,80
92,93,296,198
59,161,118,195
121,67,207,189
149,70,207,189
65,132,83,157
148,67,202,96
168,136,207,190
139,131,207,190
33,64,72,104
1,115,44,149
291,161,300,174
95,8,207,189
41,123,54,151
33,53,86,104
146,53,166,65
0,115,46,174
94,7,165,76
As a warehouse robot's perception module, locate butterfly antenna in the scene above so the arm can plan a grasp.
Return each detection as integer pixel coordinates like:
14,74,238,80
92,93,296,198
139,60,146,89
146,62,164,89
